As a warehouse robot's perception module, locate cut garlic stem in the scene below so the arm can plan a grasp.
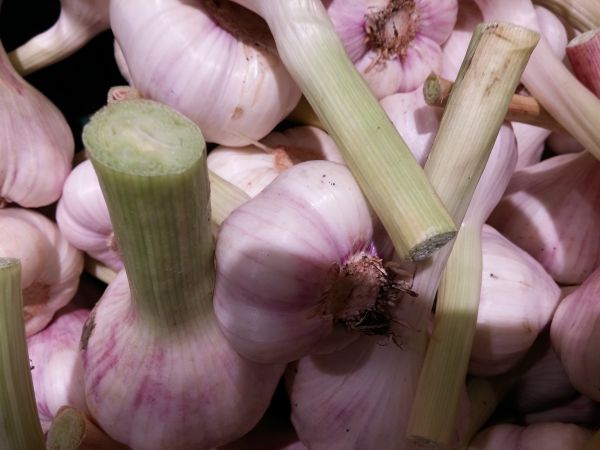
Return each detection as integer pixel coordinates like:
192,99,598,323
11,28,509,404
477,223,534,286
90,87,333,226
425,74,564,132
567,29,600,97
231,0,457,261
407,21,539,446
0,258,45,450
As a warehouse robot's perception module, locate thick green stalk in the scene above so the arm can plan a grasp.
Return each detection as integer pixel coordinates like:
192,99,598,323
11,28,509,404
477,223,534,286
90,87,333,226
232,0,456,261
0,258,45,450
83,99,213,331
405,22,539,446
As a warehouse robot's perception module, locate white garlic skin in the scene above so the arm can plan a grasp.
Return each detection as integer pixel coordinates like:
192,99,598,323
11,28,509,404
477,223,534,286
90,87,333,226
208,126,343,197
110,0,301,146
327,0,458,98
0,208,83,336
28,306,90,433
469,225,560,376
551,266,600,402
82,270,284,450
489,152,600,285
56,159,122,272
214,161,376,364
0,44,74,207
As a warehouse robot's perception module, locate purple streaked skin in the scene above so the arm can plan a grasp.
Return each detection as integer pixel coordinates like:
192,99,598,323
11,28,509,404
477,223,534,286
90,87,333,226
214,160,398,365
81,270,284,450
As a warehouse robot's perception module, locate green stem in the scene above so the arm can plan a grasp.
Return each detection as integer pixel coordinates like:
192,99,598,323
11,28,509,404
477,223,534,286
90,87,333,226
405,22,539,447
83,99,213,331
233,0,456,261
208,171,250,227
0,258,45,450
409,222,482,446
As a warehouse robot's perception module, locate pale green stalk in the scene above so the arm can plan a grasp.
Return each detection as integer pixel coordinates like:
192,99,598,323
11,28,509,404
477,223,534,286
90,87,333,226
83,99,213,331
533,0,600,31
46,406,129,450
230,0,456,261
208,171,249,227
405,22,539,447
0,258,45,450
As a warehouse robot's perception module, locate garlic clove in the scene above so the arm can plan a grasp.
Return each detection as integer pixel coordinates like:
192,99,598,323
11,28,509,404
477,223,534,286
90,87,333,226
56,159,122,272
546,131,585,155
8,0,110,75
489,151,600,285
505,332,577,415
27,305,90,433
468,422,592,450
0,208,84,336
207,126,343,198
551,266,600,401
0,41,74,208
327,0,458,97
110,0,301,146
468,225,561,376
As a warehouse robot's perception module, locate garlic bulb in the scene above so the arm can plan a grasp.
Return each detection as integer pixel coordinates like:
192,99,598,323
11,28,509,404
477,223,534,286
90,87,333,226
551,266,600,401
546,131,585,155
0,41,74,207
489,151,600,285
215,160,393,364
0,208,83,336
207,126,343,197
326,0,458,98
8,0,109,75
468,422,592,450
56,159,122,272
110,0,301,146
28,306,90,433
468,225,561,376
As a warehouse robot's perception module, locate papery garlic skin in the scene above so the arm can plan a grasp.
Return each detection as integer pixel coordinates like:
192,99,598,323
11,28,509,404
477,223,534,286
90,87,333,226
0,43,74,207
327,0,458,98
380,87,442,166
8,0,109,75
551,266,600,401
28,307,89,433
110,0,301,146
468,225,560,376
56,160,122,272
489,152,600,285
208,126,343,197
82,271,283,450
0,208,83,336
467,422,592,450
523,395,600,426
546,131,585,155
215,160,381,364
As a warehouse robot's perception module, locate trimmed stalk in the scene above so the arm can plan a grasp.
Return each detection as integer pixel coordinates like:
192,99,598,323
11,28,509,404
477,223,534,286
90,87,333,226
476,0,600,161
46,406,129,450
424,74,563,132
532,0,600,31
406,22,539,446
567,29,600,96
84,256,116,284
230,0,456,261
0,258,45,450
